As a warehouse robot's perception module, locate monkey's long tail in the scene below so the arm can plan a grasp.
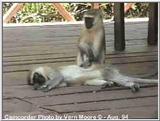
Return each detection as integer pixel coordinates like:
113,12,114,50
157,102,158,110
132,77,158,84
119,74,158,84
117,72,158,84
111,73,158,85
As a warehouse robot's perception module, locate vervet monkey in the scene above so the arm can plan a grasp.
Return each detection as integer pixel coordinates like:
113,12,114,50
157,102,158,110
77,9,106,68
28,64,158,92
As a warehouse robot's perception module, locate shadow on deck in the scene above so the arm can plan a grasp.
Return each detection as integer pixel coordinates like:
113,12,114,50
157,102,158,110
2,19,158,119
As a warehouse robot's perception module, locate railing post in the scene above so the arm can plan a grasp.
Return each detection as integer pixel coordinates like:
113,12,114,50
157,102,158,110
114,3,125,51
148,3,158,45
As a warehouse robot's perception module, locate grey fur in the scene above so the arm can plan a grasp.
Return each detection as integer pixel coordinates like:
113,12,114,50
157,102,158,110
28,64,158,92
77,9,106,68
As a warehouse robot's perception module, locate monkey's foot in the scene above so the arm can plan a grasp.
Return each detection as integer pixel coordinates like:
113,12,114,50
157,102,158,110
131,83,140,93
101,81,114,89
42,88,52,92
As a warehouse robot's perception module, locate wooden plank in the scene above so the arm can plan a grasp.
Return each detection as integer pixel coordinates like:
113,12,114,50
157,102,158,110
3,42,151,54
3,53,157,72
23,86,157,106
3,45,157,57
3,39,148,48
52,3,75,22
2,37,149,51
114,3,125,51
3,98,43,114
2,25,147,42
3,51,157,63
2,98,56,118
3,3,24,23
3,54,157,66
43,96,157,113
3,37,149,49
3,22,148,42
148,3,158,45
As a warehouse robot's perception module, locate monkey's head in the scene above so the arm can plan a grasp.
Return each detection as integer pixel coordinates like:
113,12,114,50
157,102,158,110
83,9,102,29
28,67,48,90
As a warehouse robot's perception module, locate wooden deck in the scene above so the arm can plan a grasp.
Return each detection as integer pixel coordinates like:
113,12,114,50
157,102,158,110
2,19,158,119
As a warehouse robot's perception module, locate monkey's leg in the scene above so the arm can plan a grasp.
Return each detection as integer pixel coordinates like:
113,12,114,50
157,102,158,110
58,82,68,87
109,74,141,92
84,79,113,86
78,43,94,68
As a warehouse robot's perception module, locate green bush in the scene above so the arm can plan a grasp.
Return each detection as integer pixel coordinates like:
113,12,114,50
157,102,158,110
2,3,149,23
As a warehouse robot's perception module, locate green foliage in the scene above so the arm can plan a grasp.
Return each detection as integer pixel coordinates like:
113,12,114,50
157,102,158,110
3,3,149,23
125,3,149,18
3,3,13,14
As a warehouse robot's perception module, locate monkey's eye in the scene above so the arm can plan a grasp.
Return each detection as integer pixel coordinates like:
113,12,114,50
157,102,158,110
33,72,45,85
85,17,94,29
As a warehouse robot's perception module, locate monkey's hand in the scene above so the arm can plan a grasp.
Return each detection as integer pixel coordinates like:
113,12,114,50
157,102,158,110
40,80,62,92
101,81,115,89
39,83,53,92
130,83,140,93
80,61,92,68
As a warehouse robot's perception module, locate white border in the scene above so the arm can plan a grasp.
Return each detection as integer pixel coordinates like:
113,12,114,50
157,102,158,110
1,1,159,120
0,1,2,120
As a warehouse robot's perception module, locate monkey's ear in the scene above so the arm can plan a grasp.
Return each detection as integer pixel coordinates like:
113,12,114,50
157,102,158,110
27,70,33,85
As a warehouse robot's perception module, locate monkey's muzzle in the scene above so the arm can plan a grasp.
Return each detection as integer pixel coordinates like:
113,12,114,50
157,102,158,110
85,17,94,29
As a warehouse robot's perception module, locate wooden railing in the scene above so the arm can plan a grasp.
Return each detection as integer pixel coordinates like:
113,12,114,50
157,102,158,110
3,3,158,50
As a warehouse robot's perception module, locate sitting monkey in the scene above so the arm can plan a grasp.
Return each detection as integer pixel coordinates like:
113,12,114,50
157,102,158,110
77,9,106,68
28,64,158,92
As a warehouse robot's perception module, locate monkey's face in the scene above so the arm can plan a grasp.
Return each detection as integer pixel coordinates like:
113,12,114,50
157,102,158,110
84,10,102,29
84,16,94,29
32,72,46,90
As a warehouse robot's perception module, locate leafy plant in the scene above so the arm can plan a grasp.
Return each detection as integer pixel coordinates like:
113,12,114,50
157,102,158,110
2,3,149,23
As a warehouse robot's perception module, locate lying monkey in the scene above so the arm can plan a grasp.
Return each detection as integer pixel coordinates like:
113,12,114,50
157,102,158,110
28,64,158,92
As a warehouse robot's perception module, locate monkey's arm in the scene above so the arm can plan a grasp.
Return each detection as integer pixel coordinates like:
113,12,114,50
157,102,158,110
92,30,106,64
40,72,64,92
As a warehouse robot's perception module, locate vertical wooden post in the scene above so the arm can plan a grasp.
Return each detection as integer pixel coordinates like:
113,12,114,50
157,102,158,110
114,3,125,51
148,3,158,45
